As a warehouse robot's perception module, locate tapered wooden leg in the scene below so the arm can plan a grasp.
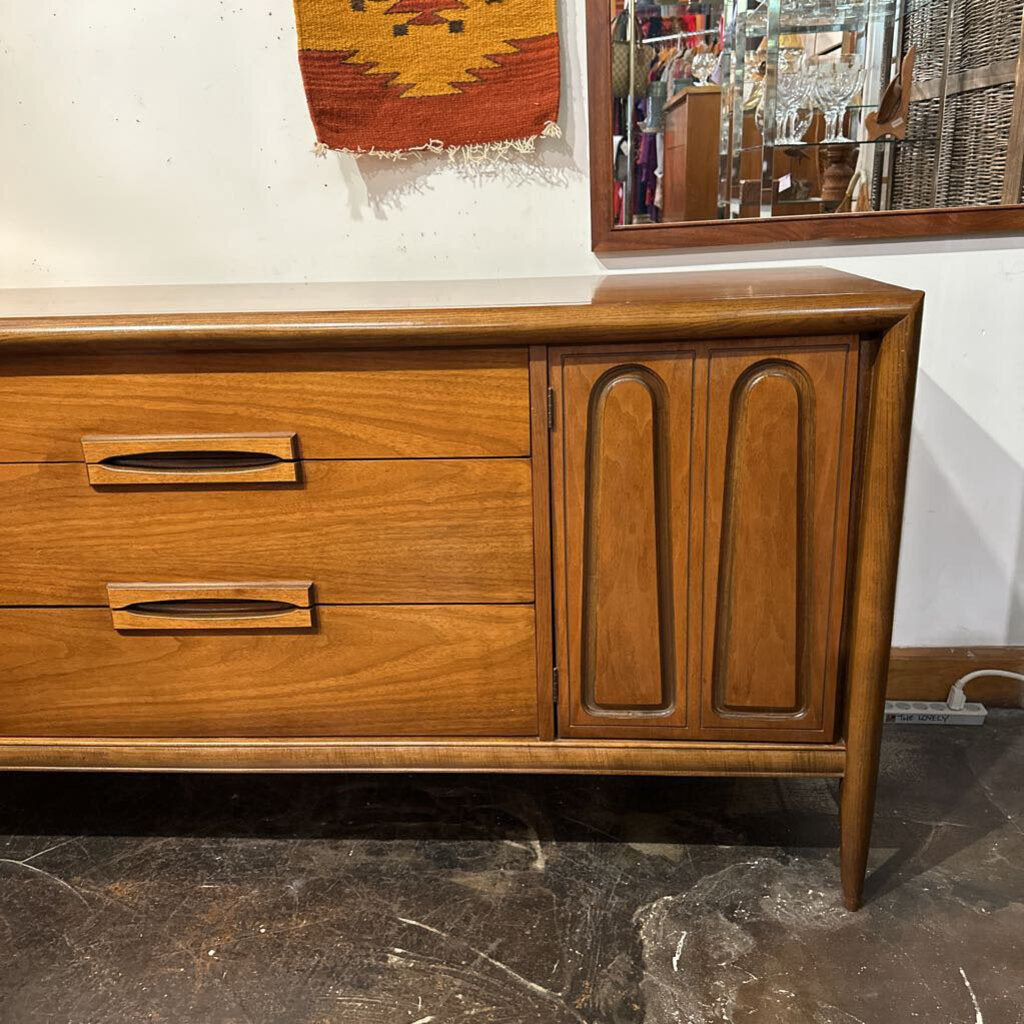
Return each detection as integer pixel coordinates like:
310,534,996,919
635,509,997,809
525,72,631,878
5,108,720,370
836,310,922,911
839,722,885,910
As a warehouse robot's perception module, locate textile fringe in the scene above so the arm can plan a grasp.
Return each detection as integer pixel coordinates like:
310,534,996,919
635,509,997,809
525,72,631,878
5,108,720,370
312,120,561,164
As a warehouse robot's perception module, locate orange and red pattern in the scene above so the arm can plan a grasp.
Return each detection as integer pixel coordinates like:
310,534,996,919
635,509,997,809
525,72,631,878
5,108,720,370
293,0,560,153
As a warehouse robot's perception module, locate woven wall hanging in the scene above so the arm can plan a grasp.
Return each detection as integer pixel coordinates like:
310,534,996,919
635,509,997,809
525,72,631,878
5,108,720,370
292,0,561,160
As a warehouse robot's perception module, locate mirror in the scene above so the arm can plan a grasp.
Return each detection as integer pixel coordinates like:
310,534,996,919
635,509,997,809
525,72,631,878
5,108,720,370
587,0,1024,249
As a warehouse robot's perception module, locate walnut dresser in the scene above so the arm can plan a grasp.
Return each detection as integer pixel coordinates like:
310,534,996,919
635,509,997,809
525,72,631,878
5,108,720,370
0,270,922,910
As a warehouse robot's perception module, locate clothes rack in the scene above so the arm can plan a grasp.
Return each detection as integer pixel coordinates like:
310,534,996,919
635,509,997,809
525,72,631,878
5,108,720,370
645,28,720,44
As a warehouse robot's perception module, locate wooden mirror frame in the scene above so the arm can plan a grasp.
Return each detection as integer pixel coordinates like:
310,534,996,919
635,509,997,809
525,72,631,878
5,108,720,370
586,0,1024,252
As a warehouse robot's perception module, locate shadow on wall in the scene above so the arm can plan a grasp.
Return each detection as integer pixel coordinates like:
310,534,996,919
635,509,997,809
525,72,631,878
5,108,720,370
327,0,585,218
894,370,1024,646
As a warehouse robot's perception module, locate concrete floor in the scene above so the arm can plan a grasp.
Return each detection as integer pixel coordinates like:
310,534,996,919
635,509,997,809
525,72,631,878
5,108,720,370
1,713,1021,1024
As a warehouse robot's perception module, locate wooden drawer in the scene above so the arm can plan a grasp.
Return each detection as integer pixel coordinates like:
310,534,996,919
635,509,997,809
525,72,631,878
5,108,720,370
0,605,538,737
0,459,534,605
0,348,530,461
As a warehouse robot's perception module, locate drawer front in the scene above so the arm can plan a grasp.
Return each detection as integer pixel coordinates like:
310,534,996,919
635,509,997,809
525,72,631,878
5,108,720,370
0,459,534,605
0,605,538,737
0,348,530,461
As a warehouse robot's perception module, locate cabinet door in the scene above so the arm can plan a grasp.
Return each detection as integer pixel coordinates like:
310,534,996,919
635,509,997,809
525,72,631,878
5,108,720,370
699,344,858,740
550,346,696,738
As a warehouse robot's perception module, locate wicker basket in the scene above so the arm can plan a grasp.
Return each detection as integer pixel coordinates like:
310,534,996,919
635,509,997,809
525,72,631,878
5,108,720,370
890,0,1023,208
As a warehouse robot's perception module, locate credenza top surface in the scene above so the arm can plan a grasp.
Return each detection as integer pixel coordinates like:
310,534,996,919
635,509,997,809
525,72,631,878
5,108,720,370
0,269,922,355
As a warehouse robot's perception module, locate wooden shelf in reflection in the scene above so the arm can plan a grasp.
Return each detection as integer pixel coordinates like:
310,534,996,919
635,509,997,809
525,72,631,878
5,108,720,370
663,86,721,223
733,111,827,219
662,89,831,224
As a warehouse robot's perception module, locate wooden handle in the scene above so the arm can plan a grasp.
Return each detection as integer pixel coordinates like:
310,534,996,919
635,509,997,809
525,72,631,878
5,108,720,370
82,434,299,485
107,582,314,630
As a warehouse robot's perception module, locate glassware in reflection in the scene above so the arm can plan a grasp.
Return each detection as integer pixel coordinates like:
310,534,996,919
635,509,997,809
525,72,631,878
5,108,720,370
811,54,864,142
742,50,764,105
692,51,717,87
741,0,901,30
834,0,867,22
776,50,813,143
789,106,814,142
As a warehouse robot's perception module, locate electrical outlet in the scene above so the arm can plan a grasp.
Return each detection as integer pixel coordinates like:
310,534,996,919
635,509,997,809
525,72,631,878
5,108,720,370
884,700,988,726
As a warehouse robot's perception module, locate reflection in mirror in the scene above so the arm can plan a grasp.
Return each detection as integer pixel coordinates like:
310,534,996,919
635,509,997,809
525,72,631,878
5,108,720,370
609,0,1024,226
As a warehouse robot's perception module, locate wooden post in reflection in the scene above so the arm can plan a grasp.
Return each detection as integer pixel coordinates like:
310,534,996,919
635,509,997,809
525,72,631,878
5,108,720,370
663,86,722,222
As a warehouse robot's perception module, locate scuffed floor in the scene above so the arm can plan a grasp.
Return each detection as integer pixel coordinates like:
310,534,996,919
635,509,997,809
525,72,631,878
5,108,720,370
1,713,1022,1023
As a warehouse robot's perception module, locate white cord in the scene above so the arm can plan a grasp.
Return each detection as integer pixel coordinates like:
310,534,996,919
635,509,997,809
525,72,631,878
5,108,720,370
946,670,1024,710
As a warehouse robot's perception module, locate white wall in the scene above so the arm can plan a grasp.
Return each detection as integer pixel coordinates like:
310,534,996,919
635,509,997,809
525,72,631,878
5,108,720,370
2,1,1022,646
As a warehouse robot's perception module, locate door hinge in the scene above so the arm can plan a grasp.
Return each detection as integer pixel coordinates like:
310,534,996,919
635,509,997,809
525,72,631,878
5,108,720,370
552,666,559,703
546,387,555,430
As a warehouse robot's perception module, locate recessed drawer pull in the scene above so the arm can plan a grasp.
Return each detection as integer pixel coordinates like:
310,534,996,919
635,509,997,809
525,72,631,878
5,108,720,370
82,434,299,486
107,582,314,630
99,451,287,473
121,598,301,619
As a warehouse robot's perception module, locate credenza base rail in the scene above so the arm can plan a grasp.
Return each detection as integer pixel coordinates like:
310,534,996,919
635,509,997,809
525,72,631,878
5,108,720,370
0,738,846,776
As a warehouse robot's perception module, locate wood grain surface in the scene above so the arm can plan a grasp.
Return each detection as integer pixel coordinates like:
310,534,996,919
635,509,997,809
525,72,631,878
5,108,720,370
0,605,538,738
700,343,857,739
0,459,534,605
0,734,847,776
0,348,530,460
82,433,301,486
551,345,695,738
529,346,557,741
0,269,921,355
887,646,1024,707
106,581,315,631
663,87,722,222
839,304,923,909
551,339,857,743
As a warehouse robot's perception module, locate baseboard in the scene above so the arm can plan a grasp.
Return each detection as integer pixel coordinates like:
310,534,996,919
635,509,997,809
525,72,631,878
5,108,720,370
887,647,1024,708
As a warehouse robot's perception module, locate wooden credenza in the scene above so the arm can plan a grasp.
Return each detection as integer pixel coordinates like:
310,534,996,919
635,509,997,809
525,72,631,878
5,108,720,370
0,270,922,909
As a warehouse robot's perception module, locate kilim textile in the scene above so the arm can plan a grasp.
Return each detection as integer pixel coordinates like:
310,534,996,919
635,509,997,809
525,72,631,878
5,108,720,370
292,0,561,156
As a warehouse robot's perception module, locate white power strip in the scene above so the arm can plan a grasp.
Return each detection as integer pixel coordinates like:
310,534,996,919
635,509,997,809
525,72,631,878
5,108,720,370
884,700,988,726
